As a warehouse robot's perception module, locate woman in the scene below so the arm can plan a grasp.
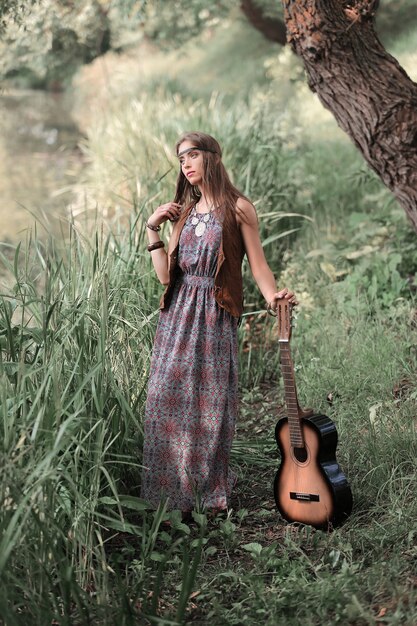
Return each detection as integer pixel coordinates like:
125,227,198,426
141,131,297,515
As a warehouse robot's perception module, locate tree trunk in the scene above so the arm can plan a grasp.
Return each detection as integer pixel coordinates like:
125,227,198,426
282,0,417,232
241,0,287,45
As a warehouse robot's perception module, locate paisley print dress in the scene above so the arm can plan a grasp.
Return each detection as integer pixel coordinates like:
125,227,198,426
141,208,238,511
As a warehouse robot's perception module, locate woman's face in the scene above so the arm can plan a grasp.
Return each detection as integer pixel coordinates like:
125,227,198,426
178,140,204,186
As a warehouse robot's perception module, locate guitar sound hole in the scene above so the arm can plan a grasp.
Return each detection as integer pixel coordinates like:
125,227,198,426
293,446,308,463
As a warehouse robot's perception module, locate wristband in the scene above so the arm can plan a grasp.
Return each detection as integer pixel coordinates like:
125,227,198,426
146,222,161,232
147,241,165,252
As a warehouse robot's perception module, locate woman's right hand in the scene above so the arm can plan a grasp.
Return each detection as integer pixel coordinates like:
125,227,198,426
148,202,182,228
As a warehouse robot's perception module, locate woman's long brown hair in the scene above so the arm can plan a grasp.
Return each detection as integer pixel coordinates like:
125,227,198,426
173,132,247,234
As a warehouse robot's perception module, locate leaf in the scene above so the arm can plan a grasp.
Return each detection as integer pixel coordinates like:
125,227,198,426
320,262,337,281
191,512,207,527
348,212,369,227
345,245,377,260
98,495,149,512
242,542,263,556
150,551,166,562
99,496,118,505
369,402,382,426
305,248,327,258
191,537,208,548
261,228,300,247
118,496,149,512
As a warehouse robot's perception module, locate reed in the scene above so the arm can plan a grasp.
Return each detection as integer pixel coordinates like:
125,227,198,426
0,213,208,624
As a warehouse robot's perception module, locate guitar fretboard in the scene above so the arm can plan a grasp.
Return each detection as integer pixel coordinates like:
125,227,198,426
279,341,305,448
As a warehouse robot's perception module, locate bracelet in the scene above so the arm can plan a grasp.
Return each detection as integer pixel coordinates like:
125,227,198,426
147,241,165,252
146,222,161,232
266,301,277,317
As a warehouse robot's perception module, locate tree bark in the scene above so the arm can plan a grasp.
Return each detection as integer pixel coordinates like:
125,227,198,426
241,0,287,45
282,0,417,232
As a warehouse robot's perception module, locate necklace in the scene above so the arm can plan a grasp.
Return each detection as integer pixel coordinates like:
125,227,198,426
191,202,214,237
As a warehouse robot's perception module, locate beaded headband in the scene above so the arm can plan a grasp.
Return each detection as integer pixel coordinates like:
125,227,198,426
177,146,217,158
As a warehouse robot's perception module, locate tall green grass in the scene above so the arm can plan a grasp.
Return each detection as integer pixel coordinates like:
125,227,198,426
0,215,209,624
2,14,417,623
2,150,417,626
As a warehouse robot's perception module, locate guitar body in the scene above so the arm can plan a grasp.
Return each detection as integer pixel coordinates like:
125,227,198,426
274,414,353,529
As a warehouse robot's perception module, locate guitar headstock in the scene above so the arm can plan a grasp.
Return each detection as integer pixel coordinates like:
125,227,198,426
277,298,293,342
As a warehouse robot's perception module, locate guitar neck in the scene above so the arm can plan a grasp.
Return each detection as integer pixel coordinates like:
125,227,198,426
279,340,305,448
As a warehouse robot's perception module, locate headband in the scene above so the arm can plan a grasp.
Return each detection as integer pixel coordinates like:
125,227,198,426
177,146,218,158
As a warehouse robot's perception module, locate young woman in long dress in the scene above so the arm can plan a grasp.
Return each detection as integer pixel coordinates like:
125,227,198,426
141,131,297,515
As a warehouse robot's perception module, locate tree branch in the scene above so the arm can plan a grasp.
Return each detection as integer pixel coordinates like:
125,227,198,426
240,0,287,46
282,0,417,232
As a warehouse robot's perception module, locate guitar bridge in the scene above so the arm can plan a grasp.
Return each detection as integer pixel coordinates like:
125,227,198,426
290,491,320,502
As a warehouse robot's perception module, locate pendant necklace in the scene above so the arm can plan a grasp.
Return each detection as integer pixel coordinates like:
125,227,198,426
191,201,214,237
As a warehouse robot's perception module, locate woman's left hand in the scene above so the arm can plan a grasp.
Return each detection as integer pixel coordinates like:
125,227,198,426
268,288,298,315
275,288,297,304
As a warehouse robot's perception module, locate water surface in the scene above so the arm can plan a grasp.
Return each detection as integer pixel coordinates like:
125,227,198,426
0,89,83,247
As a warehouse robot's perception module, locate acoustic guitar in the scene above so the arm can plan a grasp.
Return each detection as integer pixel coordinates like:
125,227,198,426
273,299,353,529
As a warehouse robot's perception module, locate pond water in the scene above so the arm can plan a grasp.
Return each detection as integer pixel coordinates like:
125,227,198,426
0,89,83,247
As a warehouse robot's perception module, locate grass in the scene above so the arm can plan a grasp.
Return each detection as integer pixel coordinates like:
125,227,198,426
1,9,417,625
0,217,158,624
191,304,417,626
1,205,416,625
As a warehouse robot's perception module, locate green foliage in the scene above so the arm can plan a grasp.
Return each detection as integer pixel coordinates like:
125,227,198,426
141,0,233,47
0,0,38,32
0,216,159,623
279,177,417,321
3,0,417,88
2,123,417,626
376,0,417,44
133,0,417,51
2,3,417,624
0,217,218,624
0,0,111,88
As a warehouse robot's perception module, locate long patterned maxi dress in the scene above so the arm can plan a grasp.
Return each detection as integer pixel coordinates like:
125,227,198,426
141,208,238,511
